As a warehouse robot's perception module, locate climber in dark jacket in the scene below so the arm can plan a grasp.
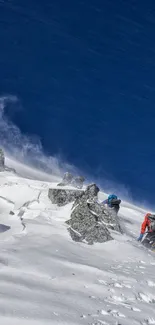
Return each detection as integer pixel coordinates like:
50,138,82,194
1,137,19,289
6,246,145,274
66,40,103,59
103,194,121,215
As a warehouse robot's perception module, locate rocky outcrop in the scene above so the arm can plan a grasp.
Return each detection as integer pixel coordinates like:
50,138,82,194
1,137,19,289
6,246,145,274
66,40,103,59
48,188,84,207
100,206,122,233
66,183,122,245
0,149,16,173
72,183,100,209
48,182,122,245
57,172,73,187
0,149,5,170
57,172,85,189
71,176,85,189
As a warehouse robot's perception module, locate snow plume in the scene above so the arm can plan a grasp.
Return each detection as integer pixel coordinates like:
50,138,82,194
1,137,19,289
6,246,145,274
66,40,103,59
0,96,141,205
0,95,77,179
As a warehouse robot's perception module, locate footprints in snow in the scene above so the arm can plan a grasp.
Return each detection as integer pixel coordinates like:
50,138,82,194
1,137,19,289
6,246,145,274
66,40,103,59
87,268,155,325
98,278,132,289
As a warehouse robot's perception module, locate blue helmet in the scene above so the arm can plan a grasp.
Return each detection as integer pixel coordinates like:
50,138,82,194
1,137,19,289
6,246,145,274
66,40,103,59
108,194,117,203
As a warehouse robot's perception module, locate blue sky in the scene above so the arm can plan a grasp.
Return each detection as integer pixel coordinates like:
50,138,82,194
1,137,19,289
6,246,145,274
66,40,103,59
0,0,155,203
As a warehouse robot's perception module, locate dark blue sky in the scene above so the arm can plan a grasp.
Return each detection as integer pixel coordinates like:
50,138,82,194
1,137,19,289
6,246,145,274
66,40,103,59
0,0,155,203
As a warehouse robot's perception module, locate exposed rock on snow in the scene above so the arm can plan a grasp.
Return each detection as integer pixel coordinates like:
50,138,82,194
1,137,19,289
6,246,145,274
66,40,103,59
66,183,122,244
72,183,100,208
57,172,73,186
57,172,85,189
66,208,112,244
0,149,16,173
48,187,84,206
48,183,122,243
0,149,5,169
101,207,122,233
71,175,85,189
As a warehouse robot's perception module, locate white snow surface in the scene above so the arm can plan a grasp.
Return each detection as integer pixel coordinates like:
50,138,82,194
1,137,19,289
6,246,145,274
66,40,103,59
0,161,154,325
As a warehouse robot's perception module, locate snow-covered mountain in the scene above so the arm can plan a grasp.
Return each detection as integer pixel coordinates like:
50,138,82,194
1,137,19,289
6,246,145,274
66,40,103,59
0,159,154,325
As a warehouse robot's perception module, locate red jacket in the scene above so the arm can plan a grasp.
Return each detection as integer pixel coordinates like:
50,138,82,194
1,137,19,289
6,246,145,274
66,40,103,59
141,213,152,234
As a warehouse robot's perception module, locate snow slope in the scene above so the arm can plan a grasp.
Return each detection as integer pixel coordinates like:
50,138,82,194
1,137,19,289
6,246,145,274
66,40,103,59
0,162,154,325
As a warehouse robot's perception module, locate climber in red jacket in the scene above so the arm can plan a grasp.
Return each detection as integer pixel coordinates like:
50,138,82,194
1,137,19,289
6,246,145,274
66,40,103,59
137,213,155,243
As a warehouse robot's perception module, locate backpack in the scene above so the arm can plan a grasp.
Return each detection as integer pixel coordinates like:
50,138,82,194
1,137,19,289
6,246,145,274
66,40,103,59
110,198,121,206
148,215,155,232
108,194,117,204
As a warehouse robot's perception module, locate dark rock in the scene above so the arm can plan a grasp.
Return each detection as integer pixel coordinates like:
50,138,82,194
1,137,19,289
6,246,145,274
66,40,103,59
66,183,122,245
4,166,16,173
71,176,85,189
0,224,11,233
66,200,112,245
100,206,122,233
57,172,74,186
57,173,85,189
48,188,84,207
9,211,15,215
72,183,99,209
0,149,5,170
0,149,16,173
48,183,122,245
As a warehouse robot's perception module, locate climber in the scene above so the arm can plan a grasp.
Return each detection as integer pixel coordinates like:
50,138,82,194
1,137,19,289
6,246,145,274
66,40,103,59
137,213,155,246
102,194,121,215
